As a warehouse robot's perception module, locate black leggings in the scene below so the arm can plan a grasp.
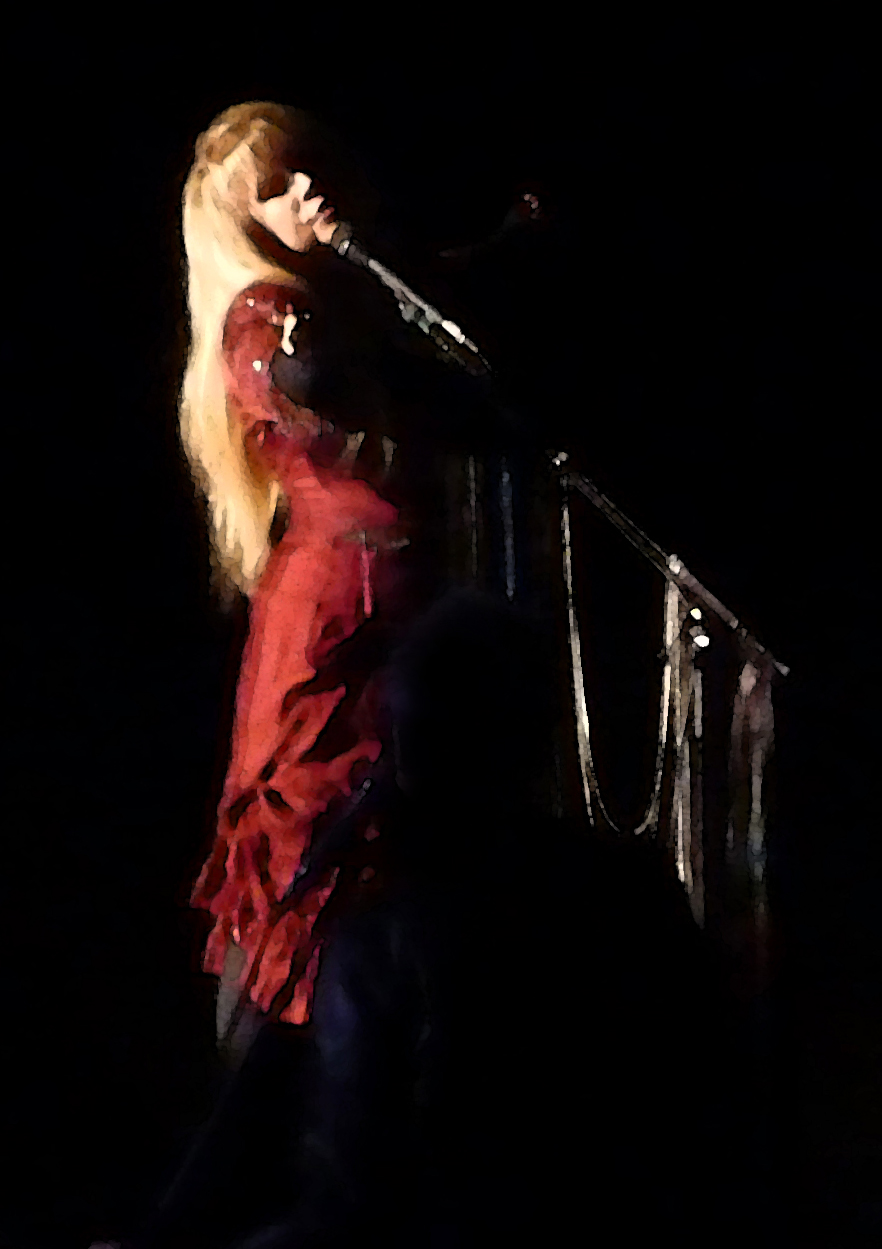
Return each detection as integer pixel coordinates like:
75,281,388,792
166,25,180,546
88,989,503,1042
132,1017,310,1249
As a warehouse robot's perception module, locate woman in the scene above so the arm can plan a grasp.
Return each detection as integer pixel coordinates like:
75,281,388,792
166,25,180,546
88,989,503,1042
176,101,421,1055
178,99,541,1068
110,101,517,1249
82,104,396,1249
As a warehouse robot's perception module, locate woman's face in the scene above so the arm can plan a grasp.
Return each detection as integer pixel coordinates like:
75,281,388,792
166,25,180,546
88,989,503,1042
253,170,338,252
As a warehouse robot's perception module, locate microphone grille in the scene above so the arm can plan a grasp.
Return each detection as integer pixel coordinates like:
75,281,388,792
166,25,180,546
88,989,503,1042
331,221,354,253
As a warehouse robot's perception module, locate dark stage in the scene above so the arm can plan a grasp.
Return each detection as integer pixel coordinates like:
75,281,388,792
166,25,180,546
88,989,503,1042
6,21,877,1246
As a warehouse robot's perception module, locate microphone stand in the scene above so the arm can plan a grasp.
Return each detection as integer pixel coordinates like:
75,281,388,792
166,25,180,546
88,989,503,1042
330,186,552,379
331,223,493,378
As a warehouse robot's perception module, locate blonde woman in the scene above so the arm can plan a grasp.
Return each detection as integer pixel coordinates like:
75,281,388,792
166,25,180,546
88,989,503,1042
177,101,414,1062
88,100,532,1249
112,102,576,1249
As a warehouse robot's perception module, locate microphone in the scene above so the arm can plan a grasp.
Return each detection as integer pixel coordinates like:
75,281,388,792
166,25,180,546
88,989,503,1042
330,222,492,377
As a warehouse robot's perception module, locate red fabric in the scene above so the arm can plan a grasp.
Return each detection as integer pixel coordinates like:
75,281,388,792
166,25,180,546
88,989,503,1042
191,283,400,1025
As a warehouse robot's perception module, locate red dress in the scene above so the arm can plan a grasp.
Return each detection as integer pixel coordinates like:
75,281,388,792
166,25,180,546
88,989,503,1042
190,282,401,1026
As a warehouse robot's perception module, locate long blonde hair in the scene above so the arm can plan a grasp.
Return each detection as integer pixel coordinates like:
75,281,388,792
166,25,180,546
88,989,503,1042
180,102,316,598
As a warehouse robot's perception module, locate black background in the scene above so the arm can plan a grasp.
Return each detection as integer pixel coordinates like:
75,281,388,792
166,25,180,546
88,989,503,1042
7,17,878,1247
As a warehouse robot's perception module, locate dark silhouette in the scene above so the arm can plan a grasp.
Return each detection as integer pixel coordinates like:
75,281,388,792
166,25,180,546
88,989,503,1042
129,590,742,1248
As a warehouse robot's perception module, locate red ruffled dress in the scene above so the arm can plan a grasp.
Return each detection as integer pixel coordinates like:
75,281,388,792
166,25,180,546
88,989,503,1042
191,282,401,1026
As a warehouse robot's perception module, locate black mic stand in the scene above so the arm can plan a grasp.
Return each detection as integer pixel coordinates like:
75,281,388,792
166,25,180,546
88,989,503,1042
331,223,493,378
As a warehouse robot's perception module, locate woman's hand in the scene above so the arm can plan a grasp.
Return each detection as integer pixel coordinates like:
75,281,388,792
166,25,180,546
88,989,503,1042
249,170,339,253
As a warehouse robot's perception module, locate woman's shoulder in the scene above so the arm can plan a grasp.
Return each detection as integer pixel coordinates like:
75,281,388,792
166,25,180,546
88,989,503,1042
225,279,311,321
222,281,313,396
